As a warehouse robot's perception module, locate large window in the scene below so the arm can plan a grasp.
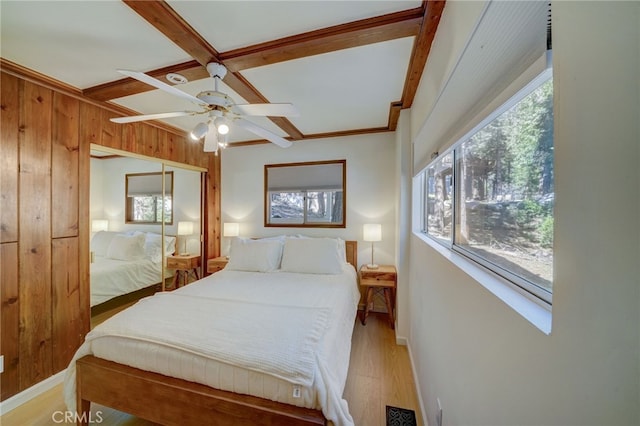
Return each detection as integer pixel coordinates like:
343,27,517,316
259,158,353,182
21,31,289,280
420,72,553,303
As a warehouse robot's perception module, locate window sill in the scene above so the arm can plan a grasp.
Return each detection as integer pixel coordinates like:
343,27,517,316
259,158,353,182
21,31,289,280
413,231,552,334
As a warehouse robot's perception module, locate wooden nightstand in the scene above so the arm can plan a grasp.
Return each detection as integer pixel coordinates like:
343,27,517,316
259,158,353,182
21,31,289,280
167,255,200,289
207,256,229,274
359,264,397,329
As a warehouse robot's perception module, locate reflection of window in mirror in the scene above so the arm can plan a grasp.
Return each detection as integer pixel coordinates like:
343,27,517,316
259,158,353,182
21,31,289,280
265,160,345,228
125,172,174,224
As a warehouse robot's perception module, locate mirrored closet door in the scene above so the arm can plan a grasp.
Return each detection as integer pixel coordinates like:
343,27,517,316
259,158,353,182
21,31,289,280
89,146,204,325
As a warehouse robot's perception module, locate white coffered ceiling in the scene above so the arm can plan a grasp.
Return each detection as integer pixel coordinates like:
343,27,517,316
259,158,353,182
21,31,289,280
1,0,444,146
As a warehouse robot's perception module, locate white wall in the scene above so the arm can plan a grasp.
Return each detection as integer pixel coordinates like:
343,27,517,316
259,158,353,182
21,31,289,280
90,156,203,254
395,109,412,340
220,133,397,271
408,2,639,425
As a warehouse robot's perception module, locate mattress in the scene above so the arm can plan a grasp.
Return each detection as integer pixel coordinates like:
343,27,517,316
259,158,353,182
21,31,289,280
66,265,359,426
90,255,167,306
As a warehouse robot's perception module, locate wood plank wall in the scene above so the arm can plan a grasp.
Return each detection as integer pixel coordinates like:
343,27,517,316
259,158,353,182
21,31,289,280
0,70,222,401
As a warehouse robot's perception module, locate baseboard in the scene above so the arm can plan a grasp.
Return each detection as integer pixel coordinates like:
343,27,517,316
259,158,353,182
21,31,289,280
406,340,428,426
395,335,408,346
0,369,66,416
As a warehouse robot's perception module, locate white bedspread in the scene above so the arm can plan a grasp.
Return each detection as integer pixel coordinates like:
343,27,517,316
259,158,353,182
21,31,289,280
90,255,165,306
65,265,359,426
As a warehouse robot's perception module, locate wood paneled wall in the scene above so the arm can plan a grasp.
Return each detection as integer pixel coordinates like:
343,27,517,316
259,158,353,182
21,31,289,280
0,70,221,401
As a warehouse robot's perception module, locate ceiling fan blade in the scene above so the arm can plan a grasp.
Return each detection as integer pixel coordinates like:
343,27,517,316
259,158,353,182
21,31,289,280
117,69,208,107
235,118,293,148
233,103,300,117
110,111,195,124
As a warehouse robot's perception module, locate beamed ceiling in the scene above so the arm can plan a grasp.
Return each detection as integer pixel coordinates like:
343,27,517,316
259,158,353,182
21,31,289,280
0,0,445,148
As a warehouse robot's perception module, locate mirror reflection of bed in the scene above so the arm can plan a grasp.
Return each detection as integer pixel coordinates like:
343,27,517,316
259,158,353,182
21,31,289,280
90,148,204,326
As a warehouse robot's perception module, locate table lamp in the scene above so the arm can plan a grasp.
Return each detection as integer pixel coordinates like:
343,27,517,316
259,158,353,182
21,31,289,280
363,223,382,269
177,221,194,256
91,219,108,233
223,222,239,259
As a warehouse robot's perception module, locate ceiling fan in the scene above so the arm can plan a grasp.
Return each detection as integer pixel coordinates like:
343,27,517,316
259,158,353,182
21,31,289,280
110,62,299,152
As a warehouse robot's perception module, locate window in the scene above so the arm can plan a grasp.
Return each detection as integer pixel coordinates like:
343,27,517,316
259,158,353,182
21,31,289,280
265,160,345,227
267,190,343,225
125,172,173,224
425,152,453,244
420,72,553,303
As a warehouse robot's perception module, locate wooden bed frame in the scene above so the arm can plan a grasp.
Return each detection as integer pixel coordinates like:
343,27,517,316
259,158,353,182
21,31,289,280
76,240,358,426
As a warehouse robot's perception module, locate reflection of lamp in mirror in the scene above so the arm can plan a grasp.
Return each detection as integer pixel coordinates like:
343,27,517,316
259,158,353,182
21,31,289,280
177,221,194,256
223,222,239,259
363,224,382,269
91,219,109,233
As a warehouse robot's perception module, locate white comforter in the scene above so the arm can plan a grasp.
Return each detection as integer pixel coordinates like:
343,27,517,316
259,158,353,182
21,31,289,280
65,265,359,426
90,255,164,306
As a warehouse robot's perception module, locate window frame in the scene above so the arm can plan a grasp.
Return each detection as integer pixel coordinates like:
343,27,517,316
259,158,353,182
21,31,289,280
264,159,346,228
419,67,553,305
125,171,174,225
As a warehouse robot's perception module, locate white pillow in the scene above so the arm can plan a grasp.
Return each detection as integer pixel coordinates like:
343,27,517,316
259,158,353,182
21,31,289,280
141,232,177,259
90,231,120,257
280,237,343,274
226,237,283,272
106,233,146,261
293,235,347,262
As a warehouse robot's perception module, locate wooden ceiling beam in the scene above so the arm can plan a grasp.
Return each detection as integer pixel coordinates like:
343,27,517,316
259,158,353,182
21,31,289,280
220,8,424,72
83,61,207,102
387,101,403,131
122,0,218,65
229,126,391,148
400,0,446,109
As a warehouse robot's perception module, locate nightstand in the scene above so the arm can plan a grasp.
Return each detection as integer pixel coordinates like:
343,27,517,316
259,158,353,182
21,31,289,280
207,256,229,274
359,264,397,329
167,255,200,289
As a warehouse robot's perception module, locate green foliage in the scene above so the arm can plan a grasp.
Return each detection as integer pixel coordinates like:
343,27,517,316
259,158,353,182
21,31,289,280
515,199,543,227
539,216,554,248
460,78,554,202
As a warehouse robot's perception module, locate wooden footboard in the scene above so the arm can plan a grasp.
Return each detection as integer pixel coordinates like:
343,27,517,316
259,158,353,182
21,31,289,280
76,355,326,426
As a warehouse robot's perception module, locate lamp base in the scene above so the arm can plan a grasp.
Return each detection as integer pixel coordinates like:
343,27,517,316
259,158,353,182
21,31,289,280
179,252,190,257
366,263,379,269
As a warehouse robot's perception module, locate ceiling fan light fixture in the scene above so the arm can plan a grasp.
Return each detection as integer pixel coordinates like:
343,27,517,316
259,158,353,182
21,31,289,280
190,122,209,140
112,63,298,150
218,132,228,149
215,117,229,135
203,126,219,152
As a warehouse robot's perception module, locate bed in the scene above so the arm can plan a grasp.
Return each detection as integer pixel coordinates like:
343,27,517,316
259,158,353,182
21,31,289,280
65,236,359,426
90,231,176,307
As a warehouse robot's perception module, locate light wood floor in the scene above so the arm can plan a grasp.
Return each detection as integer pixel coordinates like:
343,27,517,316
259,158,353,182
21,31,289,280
2,311,422,426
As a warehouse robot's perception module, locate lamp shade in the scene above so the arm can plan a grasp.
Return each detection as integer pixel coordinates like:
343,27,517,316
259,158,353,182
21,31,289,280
91,219,108,233
223,222,239,237
177,221,194,236
190,122,208,140
363,224,382,242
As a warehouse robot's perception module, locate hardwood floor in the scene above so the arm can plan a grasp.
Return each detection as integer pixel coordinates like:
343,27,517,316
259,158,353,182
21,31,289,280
1,311,422,426
345,312,423,426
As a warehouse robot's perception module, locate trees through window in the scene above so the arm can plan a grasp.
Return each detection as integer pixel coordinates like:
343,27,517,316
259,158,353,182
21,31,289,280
419,73,553,302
